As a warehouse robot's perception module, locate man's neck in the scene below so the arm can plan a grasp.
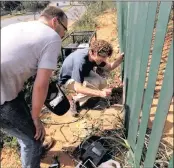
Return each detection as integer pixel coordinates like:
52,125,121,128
88,52,95,63
38,18,51,28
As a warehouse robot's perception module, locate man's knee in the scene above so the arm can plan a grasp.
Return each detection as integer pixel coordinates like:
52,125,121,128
64,79,76,90
85,71,107,89
100,78,107,89
19,138,42,152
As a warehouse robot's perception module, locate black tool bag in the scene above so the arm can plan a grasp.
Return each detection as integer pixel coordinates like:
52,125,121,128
73,135,112,168
44,81,70,116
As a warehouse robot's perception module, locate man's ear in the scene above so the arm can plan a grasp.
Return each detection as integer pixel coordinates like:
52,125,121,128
89,50,92,55
51,17,58,29
89,50,96,56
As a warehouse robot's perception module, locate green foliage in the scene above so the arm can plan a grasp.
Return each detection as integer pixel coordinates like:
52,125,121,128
1,1,22,11
21,1,49,12
0,1,49,15
3,136,18,148
72,1,115,31
23,76,36,110
0,130,19,149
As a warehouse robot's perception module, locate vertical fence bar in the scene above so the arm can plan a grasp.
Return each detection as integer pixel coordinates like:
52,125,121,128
144,39,173,167
169,155,174,168
121,1,129,121
127,2,150,150
116,2,127,82
122,2,130,136
124,2,137,137
134,2,172,167
125,2,137,108
116,2,124,82
121,3,127,55
133,2,158,166
121,3,128,110
126,2,139,111
122,3,128,83
124,2,134,88
116,1,173,167
123,1,131,92
123,2,138,138
116,2,124,52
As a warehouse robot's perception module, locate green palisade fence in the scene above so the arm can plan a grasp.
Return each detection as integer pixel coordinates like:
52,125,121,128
116,1,173,167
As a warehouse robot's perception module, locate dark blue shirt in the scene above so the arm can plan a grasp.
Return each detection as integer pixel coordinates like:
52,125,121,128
58,48,106,85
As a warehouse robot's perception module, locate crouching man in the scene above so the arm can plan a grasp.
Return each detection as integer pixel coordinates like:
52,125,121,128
58,40,124,117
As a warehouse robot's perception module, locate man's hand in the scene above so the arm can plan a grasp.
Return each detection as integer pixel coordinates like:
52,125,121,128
103,52,125,71
33,118,46,141
120,52,124,60
74,82,112,98
99,88,112,98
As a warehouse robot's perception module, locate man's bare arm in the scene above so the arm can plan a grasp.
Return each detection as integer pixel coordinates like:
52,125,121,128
31,69,52,120
73,82,111,98
103,53,124,71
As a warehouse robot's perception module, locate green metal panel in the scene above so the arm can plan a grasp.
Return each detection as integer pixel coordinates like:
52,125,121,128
134,2,172,166
124,2,134,83
122,1,130,96
121,2,127,53
116,1,173,167
169,155,174,168
124,2,137,118
121,2,131,135
127,2,150,150
134,2,159,166
116,2,127,82
123,2,135,136
144,39,173,167
116,2,124,52
126,2,139,111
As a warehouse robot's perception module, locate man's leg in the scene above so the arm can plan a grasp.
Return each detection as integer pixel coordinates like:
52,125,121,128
74,71,107,106
2,127,42,168
65,71,107,114
0,93,42,168
18,139,41,168
64,79,81,116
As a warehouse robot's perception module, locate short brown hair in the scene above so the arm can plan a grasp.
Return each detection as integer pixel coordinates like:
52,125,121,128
40,6,67,21
90,40,113,57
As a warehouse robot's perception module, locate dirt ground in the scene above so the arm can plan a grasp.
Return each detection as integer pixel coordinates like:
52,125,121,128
1,8,173,168
1,106,123,168
148,19,173,147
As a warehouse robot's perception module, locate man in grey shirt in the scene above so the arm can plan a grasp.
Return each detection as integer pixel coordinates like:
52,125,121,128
1,6,67,168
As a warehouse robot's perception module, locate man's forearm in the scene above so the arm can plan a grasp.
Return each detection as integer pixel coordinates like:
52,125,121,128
74,82,102,97
109,55,123,71
31,83,49,119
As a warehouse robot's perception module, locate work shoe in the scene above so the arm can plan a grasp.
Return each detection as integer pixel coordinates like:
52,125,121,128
41,137,56,158
70,100,80,117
